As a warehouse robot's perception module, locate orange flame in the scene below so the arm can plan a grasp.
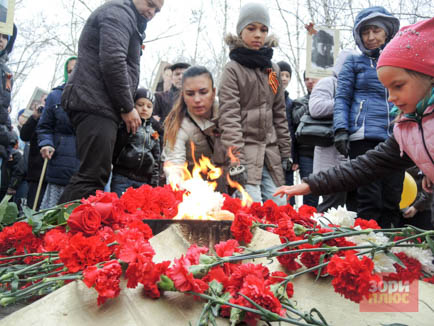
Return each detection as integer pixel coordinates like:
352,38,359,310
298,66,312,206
226,174,253,207
227,146,240,165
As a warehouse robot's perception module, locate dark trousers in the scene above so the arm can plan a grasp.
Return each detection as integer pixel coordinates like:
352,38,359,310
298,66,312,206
350,140,404,228
298,155,319,208
58,112,117,203
27,181,46,211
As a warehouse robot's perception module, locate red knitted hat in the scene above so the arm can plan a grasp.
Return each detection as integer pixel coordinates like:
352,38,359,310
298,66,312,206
377,17,434,77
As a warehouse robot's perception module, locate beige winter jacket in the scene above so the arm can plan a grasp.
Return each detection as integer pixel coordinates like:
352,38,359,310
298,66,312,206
215,35,291,186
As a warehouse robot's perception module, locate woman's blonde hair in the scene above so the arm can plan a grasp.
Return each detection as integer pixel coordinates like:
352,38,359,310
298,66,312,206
163,66,214,149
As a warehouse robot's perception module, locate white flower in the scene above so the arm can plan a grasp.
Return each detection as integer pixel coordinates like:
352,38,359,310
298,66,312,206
364,252,396,274
391,244,434,274
313,206,357,228
348,229,390,247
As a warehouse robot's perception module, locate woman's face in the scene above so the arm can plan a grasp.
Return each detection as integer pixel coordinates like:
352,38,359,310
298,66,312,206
361,25,387,50
183,74,215,119
241,22,268,50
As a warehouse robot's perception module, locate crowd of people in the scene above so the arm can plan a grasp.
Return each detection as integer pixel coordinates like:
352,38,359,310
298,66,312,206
0,0,432,230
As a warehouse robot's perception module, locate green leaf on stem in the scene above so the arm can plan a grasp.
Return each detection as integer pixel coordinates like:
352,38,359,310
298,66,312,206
157,275,176,292
425,234,434,256
385,251,406,269
208,280,223,296
229,307,243,326
0,196,19,226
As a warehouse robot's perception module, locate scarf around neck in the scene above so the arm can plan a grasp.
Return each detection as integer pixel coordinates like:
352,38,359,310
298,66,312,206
229,47,273,69
229,46,280,94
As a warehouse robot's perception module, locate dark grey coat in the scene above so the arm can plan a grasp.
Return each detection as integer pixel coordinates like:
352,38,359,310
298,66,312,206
61,0,146,123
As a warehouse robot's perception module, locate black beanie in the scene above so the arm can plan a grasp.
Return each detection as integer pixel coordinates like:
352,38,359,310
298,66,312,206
277,61,292,76
134,88,155,104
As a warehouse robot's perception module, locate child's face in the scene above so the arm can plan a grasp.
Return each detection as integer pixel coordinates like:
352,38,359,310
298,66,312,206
280,71,291,89
135,98,153,120
241,22,268,50
0,34,8,51
378,66,433,114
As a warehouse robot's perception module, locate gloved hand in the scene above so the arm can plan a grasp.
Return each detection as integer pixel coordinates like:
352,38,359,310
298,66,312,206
334,130,350,158
228,164,248,186
281,157,293,172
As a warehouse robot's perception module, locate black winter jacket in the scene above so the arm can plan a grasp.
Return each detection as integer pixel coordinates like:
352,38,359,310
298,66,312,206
20,116,44,183
0,25,17,127
113,119,160,185
61,0,146,123
305,135,414,195
0,149,25,195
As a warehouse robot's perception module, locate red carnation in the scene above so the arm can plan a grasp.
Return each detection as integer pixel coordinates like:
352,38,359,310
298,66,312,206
221,194,242,214
231,211,254,244
67,204,102,236
275,214,296,242
298,205,317,219
327,252,382,303
354,218,381,230
42,228,70,252
383,252,422,283
83,260,122,305
59,233,111,273
277,249,302,272
166,256,209,293
267,271,294,298
186,244,209,265
214,239,243,257
141,261,171,299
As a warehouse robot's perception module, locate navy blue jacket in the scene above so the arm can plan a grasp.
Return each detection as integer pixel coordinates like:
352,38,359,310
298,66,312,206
37,84,80,186
333,7,400,142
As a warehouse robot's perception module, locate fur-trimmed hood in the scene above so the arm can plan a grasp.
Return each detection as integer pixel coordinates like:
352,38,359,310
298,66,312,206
224,33,279,51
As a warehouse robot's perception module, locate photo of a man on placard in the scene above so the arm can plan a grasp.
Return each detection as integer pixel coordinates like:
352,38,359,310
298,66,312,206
311,29,334,69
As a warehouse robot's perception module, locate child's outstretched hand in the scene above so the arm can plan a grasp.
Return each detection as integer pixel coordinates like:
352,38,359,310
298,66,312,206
274,183,312,199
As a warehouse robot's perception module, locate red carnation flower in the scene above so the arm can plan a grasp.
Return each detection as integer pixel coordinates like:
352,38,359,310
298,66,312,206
166,256,209,293
42,228,70,252
354,218,381,230
67,204,102,236
186,244,209,265
83,260,122,305
221,194,242,214
383,252,422,283
327,252,382,303
214,239,243,257
267,271,294,298
277,249,302,272
298,205,317,219
59,233,111,273
141,261,171,299
231,211,254,244
275,214,296,242
232,274,285,325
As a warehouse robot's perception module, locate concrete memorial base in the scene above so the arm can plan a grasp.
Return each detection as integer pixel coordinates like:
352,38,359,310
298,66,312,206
1,225,433,326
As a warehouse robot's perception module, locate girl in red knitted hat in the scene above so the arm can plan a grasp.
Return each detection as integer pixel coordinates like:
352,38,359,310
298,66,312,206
274,18,434,226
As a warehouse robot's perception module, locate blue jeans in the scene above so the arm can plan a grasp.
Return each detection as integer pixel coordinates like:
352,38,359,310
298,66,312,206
298,155,318,207
244,166,287,206
110,173,145,198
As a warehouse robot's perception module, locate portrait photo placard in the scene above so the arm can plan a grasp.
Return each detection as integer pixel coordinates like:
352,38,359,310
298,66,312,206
306,27,340,79
0,0,15,35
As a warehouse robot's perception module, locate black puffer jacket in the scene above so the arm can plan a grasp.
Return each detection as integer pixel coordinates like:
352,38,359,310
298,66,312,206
292,94,315,158
61,0,146,123
20,116,44,183
305,135,414,195
113,120,160,185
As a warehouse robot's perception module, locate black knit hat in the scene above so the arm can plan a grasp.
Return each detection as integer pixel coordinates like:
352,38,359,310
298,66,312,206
134,88,155,104
277,61,292,77
170,62,191,71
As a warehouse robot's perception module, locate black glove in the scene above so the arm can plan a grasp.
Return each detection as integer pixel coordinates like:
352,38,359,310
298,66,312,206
228,165,248,186
281,157,293,172
334,130,350,158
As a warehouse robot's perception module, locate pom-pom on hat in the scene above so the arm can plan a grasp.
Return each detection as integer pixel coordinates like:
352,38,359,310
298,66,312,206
377,18,434,77
134,88,155,104
236,2,270,35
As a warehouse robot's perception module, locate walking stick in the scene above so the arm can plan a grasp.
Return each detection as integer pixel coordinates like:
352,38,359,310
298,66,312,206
33,158,48,211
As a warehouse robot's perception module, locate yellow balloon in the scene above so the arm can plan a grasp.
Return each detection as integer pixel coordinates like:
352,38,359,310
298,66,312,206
399,172,417,209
